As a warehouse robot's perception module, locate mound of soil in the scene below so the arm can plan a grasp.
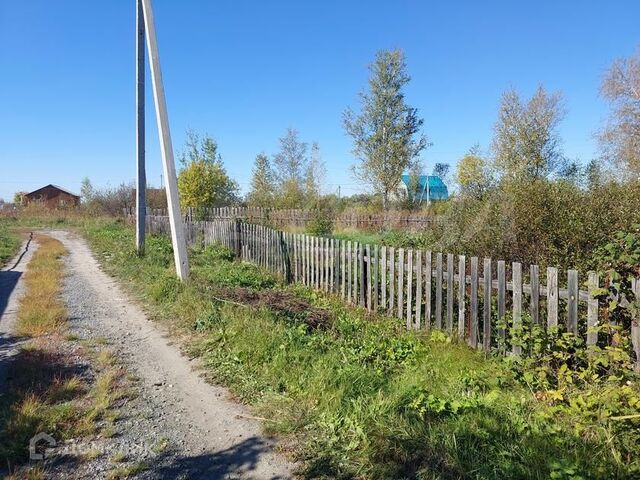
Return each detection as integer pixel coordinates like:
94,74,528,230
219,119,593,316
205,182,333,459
216,287,332,329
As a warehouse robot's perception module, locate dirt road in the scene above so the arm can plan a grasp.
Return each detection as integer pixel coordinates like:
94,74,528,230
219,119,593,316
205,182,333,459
47,230,295,479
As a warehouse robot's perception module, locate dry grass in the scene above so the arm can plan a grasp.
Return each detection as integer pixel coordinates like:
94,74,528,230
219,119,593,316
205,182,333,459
16,235,68,336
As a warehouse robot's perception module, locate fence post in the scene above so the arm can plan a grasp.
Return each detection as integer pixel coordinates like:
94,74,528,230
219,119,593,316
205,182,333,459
457,255,465,338
359,243,366,307
234,218,242,259
447,253,454,332
406,249,413,329
497,260,506,344
483,258,492,352
512,262,522,355
530,265,540,325
567,270,579,335
470,257,478,348
415,250,422,330
425,251,432,330
397,248,404,319
632,278,640,372
435,253,443,329
587,272,599,346
547,267,559,330
280,231,291,283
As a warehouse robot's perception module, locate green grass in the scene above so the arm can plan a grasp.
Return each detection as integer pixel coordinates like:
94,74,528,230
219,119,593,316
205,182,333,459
79,218,640,479
331,228,438,251
0,224,21,267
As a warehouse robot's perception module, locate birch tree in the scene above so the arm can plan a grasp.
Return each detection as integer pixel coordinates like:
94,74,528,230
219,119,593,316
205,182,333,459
492,86,565,181
598,48,640,178
344,49,428,208
272,128,308,208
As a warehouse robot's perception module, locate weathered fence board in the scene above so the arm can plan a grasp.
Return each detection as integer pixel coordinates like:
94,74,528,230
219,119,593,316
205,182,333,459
406,250,413,330
457,255,465,337
435,253,443,329
397,249,404,320
470,257,478,348
483,258,492,352
512,262,522,356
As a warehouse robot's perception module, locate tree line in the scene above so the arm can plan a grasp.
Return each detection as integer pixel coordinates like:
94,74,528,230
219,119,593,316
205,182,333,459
77,45,640,225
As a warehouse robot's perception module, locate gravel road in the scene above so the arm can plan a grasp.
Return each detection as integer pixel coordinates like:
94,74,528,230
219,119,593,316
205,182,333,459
47,230,295,479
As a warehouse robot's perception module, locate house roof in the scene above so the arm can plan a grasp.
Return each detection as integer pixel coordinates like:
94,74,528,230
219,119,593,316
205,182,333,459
401,175,447,190
26,184,80,198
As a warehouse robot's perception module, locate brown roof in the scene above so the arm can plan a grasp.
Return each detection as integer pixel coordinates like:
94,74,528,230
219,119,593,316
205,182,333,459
26,184,80,199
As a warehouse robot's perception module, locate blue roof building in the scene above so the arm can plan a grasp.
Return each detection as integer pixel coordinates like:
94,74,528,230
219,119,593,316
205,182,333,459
400,174,449,203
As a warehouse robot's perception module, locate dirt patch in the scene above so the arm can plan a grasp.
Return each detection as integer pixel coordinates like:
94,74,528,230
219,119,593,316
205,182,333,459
216,287,332,330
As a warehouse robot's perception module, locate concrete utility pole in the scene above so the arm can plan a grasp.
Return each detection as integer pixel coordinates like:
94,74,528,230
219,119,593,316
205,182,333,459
135,0,146,256
141,0,190,280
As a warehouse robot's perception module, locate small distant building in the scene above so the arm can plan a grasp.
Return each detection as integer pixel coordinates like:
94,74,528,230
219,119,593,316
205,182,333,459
398,175,449,203
24,184,80,208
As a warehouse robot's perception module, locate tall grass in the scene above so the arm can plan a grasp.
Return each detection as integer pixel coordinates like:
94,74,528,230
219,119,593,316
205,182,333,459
16,236,67,336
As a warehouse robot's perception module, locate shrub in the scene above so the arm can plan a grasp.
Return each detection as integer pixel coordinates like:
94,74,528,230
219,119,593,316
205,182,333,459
307,207,334,236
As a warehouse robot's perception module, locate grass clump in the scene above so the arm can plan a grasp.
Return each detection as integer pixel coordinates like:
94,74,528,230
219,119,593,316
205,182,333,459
106,462,148,480
16,235,68,336
81,219,640,479
0,225,21,267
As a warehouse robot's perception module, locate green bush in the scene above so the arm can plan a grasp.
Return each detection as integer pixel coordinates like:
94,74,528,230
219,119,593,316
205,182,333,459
306,204,335,236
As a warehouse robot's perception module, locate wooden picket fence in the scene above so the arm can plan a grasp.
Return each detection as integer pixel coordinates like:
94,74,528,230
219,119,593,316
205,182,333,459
142,215,640,364
125,206,442,232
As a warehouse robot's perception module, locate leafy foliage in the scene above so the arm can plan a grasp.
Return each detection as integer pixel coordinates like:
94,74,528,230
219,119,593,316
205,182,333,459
492,85,566,181
177,131,239,217
456,145,494,199
344,49,429,209
247,153,275,207
306,205,334,236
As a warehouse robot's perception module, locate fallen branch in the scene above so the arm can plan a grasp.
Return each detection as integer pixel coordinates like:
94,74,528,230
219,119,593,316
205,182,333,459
609,413,640,421
235,413,273,422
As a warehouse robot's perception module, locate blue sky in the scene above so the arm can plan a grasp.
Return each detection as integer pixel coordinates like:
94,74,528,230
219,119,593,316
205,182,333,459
1,1,639,201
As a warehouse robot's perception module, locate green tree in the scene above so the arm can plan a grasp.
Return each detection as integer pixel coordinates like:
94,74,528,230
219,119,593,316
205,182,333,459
400,162,424,209
432,162,451,185
247,153,275,207
304,142,326,205
177,131,239,216
13,191,26,206
492,85,566,181
598,47,640,178
343,49,429,209
456,146,493,199
80,177,94,204
272,128,308,208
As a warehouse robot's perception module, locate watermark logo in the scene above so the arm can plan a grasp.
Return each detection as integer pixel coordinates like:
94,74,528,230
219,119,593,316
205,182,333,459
29,432,56,460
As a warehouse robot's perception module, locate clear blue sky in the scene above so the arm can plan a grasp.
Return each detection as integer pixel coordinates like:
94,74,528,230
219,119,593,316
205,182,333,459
1,1,639,201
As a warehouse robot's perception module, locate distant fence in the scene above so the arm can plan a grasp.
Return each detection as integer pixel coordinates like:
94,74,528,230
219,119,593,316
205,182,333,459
124,206,442,232
140,215,640,366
